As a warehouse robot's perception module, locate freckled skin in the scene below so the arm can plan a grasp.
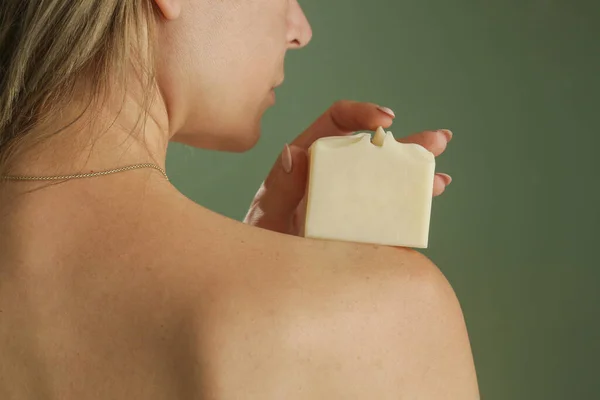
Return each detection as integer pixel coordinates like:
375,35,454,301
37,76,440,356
0,0,478,398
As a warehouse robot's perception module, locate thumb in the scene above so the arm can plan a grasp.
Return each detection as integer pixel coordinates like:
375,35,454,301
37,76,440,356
255,144,309,232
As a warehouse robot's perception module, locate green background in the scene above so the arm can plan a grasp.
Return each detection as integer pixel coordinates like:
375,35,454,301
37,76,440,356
166,1,600,398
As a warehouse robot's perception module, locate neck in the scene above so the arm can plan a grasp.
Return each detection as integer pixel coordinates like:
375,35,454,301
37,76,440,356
7,81,171,178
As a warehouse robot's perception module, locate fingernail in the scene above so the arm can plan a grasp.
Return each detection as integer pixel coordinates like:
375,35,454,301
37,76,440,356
376,106,396,118
437,173,452,185
282,144,293,174
438,129,453,141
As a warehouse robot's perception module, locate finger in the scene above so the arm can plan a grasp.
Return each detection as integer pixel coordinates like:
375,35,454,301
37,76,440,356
398,129,453,157
433,173,452,196
291,100,395,150
251,144,309,233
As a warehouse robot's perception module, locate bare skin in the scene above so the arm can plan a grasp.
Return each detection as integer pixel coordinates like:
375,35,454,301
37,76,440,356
0,0,479,398
0,172,478,399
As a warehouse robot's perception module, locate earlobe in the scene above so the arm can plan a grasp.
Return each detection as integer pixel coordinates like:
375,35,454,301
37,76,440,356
154,0,181,20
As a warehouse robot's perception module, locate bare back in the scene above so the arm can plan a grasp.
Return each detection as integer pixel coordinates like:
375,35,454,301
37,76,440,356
0,177,479,399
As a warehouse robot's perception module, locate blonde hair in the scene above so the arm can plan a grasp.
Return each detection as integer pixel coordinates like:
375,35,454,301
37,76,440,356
0,0,157,176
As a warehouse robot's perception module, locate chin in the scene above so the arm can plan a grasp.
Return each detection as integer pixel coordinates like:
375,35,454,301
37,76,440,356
226,132,261,152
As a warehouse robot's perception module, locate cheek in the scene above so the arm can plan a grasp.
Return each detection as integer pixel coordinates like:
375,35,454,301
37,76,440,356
207,37,281,115
177,5,285,101
161,4,286,148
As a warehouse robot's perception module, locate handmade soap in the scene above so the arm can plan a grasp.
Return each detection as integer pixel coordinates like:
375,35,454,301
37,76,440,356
302,127,435,248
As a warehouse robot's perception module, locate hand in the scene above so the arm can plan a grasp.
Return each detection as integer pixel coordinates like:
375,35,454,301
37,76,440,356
243,100,454,235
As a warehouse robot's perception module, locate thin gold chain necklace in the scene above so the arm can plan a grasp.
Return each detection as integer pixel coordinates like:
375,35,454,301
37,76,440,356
0,163,169,182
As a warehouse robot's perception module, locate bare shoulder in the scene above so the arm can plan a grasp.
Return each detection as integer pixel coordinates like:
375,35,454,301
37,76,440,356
292,239,480,399
171,212,479,399
0,190,478,400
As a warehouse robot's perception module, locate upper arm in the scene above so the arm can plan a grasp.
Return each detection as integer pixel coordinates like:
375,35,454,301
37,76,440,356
377,248,480,399
313,245,480,399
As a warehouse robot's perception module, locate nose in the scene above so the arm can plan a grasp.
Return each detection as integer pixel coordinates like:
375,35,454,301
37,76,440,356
287,0,313,49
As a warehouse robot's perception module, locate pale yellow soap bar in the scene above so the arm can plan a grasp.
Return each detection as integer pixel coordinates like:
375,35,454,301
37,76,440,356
302,127,435,248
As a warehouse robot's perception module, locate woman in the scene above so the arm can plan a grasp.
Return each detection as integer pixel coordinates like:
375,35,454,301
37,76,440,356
0,0,479,398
